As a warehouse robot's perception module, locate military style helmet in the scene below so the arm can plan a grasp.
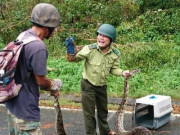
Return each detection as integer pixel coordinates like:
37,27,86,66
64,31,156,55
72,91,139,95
97,24,116,42
31,3,61,28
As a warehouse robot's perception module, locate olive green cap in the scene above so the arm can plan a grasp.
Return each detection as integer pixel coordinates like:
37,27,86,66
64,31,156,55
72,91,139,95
31,3,61,28
97,24,116,42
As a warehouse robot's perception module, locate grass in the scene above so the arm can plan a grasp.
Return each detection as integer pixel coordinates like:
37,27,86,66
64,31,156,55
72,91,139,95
39,98,82,109
46,39,180,100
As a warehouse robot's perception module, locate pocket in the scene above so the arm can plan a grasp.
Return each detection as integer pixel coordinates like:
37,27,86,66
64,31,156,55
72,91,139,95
105,59,113,75
0,80,22,102
88,60,101,74
106,58,114,67
17,121,41,131
89,59,101,66
106,62,112,68
81,79,93,92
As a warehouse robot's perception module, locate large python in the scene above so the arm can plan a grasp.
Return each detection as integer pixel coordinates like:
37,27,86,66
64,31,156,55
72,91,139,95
54,97,66,135
115,70,152,135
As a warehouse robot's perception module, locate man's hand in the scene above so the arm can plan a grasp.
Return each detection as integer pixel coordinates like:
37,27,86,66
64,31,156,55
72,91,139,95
66,53,76,62
122,69,140,78
51,79,63,91
50,79,62,98
122,70,131,78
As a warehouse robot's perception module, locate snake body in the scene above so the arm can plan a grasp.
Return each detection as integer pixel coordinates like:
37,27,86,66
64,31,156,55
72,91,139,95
54,97,66,135
115,70,152,135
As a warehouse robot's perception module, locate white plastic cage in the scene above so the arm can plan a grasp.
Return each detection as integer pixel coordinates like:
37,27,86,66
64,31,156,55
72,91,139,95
133,94,173,129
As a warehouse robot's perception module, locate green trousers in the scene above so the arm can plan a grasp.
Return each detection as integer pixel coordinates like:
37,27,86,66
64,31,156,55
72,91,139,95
81,79,110,135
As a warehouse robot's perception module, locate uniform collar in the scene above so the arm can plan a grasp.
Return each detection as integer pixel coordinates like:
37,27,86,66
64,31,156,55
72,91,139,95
97,44,113,55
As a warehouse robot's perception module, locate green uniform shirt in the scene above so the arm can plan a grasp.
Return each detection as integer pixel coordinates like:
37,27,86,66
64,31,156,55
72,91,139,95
75,43,123,86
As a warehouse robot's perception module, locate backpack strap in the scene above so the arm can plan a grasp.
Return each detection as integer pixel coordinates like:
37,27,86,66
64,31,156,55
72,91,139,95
16,31,26,41
16,31,41,83
16,31,41,45
23,37,40,45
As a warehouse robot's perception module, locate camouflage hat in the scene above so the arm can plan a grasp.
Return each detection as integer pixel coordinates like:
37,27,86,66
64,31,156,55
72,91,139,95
31,3,61,28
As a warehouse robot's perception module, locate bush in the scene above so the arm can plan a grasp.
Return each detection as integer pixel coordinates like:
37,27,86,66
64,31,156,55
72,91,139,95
0,0,140,44
116,8,180,43
0,0,35,43
134,0,180,13
118,41,180,71
0,37,5,49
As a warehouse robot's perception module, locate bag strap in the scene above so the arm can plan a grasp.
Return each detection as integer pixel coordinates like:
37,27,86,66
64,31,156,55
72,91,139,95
17,31,41,45
16,31,41,83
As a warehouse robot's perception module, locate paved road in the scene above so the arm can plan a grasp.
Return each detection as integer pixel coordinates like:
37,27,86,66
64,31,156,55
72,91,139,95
0,105,180,135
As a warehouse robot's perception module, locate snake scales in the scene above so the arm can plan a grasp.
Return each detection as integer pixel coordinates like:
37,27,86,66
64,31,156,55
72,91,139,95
54,97,66,135
115,70,152,135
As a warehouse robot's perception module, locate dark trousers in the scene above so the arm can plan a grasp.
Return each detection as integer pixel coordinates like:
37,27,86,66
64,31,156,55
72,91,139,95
81,79,110,135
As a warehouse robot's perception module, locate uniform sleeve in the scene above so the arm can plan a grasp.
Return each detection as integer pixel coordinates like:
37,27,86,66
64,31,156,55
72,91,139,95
110,56,123,76
75,45,91,62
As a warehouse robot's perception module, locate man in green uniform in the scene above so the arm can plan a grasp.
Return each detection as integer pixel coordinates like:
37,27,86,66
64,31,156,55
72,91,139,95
65,24,131,135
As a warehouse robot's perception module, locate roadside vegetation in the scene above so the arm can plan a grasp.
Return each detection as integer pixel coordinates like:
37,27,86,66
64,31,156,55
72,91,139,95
0,0,180,99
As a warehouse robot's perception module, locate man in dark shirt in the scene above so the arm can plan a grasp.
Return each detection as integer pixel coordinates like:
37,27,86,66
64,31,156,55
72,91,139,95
5,3,62,134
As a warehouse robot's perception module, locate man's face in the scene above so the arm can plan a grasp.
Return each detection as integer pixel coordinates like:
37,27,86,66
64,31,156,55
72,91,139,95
97,33,111,49
46,27,57,39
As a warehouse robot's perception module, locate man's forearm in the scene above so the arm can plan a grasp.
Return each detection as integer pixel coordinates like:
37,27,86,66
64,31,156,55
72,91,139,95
111,68,123,76
35,75,51,90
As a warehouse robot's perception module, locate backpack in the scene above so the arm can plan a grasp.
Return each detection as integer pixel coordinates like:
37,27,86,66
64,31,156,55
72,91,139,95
0,31,40,103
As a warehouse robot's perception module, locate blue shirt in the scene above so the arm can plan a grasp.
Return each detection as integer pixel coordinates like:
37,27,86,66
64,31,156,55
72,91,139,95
5,29,48,121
